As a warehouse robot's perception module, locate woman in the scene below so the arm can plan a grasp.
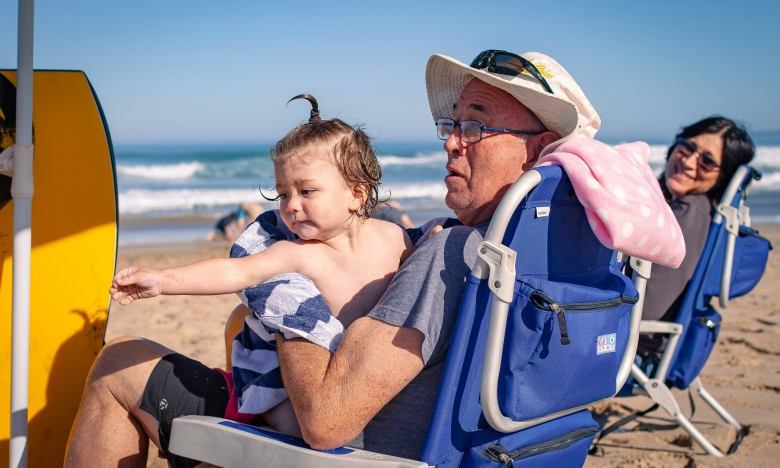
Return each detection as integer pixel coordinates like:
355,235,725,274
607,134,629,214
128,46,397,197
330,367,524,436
637,116,755,364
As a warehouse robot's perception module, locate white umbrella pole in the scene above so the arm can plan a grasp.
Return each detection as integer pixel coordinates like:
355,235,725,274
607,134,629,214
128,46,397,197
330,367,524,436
10,0,35,467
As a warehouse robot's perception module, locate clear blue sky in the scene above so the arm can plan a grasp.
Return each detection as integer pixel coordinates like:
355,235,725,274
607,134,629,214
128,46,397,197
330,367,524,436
0,0,778,145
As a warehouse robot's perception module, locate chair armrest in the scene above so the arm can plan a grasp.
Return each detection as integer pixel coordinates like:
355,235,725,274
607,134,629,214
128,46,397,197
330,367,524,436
637,320,684,381
639,320,683,335
168,416,430,468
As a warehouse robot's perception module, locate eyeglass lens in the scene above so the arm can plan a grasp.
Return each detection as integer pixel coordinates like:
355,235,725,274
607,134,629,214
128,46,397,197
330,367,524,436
677,139,719,172
436,119,483,143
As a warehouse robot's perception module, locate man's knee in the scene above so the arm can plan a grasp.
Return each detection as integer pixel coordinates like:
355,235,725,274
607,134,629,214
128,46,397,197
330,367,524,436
86,337,173,404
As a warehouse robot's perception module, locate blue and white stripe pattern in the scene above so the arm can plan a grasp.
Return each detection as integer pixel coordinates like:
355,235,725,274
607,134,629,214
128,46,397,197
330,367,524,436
229,210,344,415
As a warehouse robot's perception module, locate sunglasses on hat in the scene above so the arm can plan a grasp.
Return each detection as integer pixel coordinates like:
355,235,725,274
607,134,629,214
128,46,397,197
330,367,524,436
470,50,555,95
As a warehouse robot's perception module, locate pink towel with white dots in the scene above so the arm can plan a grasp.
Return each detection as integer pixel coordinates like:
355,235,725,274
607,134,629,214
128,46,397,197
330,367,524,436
537,139,685,268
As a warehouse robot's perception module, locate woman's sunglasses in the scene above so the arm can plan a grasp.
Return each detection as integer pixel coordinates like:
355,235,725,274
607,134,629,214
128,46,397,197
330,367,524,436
674,138,721,173
470,50,554,94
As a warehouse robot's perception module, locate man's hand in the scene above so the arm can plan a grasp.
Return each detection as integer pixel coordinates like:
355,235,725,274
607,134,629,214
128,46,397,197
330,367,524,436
429,225,443,238
110,266,175,305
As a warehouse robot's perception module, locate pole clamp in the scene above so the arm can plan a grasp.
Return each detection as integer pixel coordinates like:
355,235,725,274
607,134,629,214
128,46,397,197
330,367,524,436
717,205,739,236
9,144,34,198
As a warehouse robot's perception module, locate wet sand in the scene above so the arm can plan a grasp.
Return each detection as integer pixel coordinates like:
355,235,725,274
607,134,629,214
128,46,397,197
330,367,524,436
105,226,780,467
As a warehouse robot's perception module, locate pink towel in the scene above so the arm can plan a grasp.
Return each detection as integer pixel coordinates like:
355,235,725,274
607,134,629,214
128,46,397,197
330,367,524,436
537,139,685,268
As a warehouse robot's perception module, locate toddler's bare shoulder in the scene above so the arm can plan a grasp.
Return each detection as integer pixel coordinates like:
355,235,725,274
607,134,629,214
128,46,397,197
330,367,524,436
369,218,409,245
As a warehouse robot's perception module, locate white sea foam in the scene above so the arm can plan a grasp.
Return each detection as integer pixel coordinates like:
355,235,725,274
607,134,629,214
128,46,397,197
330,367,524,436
379,152,447,166
753,146,780,168
116,161,206,180
118,182,449,215
752,171,780,191
119,188,263,214
380,182,448,199
647,145,670,164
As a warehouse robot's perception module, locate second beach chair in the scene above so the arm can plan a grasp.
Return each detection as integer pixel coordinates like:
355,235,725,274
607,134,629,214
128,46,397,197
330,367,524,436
594,164,772,457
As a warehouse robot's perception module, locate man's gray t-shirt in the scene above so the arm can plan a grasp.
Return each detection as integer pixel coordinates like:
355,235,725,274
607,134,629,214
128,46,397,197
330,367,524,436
348,219,487,460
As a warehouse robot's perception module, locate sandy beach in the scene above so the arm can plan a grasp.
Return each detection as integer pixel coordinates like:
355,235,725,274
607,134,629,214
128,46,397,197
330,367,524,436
105,225,780,468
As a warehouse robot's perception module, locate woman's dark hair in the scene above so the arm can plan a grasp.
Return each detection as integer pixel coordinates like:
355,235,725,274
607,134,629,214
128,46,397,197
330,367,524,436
264,94,384,219
663,116,755,201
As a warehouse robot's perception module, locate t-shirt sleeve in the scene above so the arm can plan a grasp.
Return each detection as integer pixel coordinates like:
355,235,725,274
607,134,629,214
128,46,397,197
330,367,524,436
368,225,484,364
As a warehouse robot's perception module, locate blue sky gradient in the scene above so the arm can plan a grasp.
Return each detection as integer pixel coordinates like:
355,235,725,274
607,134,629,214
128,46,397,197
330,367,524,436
0,0,778,145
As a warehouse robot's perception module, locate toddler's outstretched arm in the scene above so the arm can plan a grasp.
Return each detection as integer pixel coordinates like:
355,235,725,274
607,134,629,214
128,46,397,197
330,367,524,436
110,242,299,305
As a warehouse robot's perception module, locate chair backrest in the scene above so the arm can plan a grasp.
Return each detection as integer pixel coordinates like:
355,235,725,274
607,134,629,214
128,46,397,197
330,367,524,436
665,165,771,389
419,166,641,467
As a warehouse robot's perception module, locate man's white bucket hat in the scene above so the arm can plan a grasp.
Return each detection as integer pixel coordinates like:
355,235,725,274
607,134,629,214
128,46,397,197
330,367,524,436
425,50,601,140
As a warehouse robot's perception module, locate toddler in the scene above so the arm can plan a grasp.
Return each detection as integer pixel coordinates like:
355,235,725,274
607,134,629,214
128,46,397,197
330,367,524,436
111,95,414,436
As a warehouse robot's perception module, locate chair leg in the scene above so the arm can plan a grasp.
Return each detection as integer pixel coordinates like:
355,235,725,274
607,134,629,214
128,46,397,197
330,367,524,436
635,367,724,457
689,376,746,454
689,377,744,433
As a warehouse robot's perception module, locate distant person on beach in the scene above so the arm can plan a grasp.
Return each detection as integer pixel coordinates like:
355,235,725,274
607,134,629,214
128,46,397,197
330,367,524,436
66,50,599,465
205,202,264,242
100,95,417,449
636,117,755,367
206,198,413,245
371,199,414,228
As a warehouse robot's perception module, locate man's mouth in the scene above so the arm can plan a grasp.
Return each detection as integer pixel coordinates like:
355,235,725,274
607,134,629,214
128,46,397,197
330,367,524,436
445,165,465,179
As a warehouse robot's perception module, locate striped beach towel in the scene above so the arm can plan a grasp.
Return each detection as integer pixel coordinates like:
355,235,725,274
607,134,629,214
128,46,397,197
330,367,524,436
228,210,456,416
229,210,344,415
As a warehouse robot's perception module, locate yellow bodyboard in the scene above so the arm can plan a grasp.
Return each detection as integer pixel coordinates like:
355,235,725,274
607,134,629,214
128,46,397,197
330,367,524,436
0,70,117,467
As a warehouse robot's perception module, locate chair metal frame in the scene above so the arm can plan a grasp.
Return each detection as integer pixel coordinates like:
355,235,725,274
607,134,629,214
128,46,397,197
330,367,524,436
620,166,757,457
168,169,650,467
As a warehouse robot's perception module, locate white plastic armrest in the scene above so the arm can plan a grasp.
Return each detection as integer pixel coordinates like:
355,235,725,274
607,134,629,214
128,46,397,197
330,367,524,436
168,416,430,468
639,320,683,335
713,165,751,309
638,321,684,381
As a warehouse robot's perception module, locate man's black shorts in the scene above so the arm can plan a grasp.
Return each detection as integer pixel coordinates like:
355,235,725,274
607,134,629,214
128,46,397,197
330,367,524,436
140,353,230,468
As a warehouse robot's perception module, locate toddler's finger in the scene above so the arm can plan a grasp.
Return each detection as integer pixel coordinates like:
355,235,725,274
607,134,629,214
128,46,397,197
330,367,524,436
429,225,443,238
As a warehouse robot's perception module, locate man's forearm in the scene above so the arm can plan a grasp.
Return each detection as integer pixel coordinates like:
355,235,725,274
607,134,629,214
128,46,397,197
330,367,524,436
275,337,354,448
276,317,425,449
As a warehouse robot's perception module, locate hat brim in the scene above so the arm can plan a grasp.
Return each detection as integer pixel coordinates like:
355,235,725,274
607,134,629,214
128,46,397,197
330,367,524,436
425,54,579,139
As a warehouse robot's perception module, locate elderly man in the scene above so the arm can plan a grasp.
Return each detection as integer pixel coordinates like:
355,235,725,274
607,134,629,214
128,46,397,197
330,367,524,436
65,50,599,467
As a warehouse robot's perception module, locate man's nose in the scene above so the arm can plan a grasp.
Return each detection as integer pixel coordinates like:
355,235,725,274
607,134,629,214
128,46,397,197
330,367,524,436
443,126,463,157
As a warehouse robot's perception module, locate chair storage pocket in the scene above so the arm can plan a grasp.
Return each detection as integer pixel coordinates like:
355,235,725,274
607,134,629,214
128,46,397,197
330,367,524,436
668,305,722,389
703,227,771,299
461,410,598,467
498,277,635,421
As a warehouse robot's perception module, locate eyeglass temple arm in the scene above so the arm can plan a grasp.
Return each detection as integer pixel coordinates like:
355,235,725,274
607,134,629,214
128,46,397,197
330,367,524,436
482,127,542,136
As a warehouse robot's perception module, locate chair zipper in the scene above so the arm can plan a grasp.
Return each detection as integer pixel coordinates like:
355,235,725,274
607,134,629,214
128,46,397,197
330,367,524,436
483,426,599,466
529,290,638,345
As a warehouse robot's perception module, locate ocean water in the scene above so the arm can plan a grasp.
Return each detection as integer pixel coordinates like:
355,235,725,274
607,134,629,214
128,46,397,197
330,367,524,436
115,142,780,246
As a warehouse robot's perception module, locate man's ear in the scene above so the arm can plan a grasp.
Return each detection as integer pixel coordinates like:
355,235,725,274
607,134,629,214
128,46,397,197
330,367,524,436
523,131,559,171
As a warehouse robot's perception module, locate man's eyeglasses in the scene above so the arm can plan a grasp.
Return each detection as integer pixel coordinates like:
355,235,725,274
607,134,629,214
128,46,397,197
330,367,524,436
470,50,554,94
674,138,721,172
436,118,542,144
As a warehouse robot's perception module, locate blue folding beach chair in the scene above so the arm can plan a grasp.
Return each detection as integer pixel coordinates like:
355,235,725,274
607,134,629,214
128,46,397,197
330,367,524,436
595,165,772,457
166,165,652,467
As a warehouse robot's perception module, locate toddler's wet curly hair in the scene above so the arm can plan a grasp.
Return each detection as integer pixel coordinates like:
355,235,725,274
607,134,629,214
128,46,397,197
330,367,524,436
266,94,383,219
